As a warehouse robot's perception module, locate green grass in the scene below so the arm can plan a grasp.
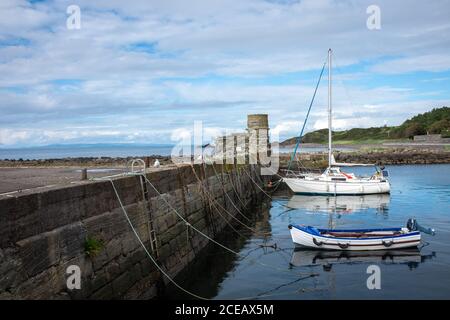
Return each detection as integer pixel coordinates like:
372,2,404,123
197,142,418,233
281,107,449,145
84,236,104,257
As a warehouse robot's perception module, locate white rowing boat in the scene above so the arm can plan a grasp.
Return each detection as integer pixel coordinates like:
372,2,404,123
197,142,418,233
288,223,421,251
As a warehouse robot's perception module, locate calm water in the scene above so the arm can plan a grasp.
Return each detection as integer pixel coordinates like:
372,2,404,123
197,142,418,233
164,164,450,299
0,144,354,160
0,144,175,160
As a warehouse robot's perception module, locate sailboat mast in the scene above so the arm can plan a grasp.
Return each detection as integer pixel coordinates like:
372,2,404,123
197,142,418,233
328,48,332,168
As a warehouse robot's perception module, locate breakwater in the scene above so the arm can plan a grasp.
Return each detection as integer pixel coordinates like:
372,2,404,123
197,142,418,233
0,163,268,299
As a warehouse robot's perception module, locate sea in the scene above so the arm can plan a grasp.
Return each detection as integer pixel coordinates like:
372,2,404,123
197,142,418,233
0,144,355,160
0,144,176,160
162,164,450,299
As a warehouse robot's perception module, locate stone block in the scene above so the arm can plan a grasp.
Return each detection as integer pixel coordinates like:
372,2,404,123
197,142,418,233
111,271,133,297
90,283,114,300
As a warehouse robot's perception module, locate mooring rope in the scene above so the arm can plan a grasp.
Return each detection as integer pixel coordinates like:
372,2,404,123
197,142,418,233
139,173,313,276
108,178,209,300
240,166,297,212
215,163,248,208
195,187,254,241
242,167,273,200
93,171,318,300
210,163,254,223
188,162,293,215
199,163,252,223
189,163,270,236
188,164,300,242
235,273,320,300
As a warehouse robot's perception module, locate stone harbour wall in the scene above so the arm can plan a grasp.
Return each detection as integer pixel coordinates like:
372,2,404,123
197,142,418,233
0,163,267,299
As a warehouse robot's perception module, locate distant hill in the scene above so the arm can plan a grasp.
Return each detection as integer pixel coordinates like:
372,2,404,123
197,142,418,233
280,106,450,146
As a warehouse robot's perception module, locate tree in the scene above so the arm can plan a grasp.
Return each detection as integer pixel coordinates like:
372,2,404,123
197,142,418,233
429,119,450,134
404,123,426,139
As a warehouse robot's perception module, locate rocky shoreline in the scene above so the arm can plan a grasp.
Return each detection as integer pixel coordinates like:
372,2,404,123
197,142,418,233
278,147,450,170
0,155,172,168
0,147,448,169
335,148,450,165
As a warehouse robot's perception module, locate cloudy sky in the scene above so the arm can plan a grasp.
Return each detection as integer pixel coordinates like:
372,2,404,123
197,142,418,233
1,0,449,147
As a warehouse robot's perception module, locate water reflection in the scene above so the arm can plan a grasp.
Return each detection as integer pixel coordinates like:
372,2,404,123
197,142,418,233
290,248,436,271
162,165,450,299
286,194,390,214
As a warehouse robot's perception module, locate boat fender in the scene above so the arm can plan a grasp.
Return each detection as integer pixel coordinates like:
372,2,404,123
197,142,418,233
382,240,394,247
312,238,323,246
338,243,349,249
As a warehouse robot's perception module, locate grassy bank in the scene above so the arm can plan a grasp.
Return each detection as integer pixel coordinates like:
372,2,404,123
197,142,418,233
281,107,449,146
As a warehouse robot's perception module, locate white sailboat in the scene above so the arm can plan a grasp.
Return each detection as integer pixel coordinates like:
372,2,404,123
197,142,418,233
283,49,390,195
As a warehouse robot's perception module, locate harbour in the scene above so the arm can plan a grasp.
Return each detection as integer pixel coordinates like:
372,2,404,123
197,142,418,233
2,1,450,315
162,164,450,299
0,112,449,300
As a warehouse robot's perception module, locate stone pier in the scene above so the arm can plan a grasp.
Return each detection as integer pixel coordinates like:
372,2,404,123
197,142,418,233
0,163,268,299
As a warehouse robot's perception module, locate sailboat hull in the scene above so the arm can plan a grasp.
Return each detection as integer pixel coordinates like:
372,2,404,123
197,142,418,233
283,177,390,195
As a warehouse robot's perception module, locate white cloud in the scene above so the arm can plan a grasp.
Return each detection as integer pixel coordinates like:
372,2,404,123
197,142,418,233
0,129,31,145
313,118,369,131
170,128,191,142
1,0,450,147
271,120,301,136
371,54,450,74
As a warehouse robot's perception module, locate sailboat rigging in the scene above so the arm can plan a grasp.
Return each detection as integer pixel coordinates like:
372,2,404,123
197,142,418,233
283,49,390,195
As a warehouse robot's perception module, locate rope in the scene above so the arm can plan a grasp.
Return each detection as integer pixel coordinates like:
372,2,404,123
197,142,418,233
241,167,296,212
287,56,327,172
220,164,248,208
235,274,320,300
242,167,273,200
91,169,318,300
108,178,209,300
190,164,299,241
139,172,311,275
189,164,267,236
210,164,253,223
209,163,252,221
141,174,241,256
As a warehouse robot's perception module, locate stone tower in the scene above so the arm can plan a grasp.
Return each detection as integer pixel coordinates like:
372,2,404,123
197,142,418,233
247,114,270,164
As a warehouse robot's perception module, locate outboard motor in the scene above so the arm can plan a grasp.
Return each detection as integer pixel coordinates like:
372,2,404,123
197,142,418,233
407,218,436,236
407,218,417,231
379,165,389,178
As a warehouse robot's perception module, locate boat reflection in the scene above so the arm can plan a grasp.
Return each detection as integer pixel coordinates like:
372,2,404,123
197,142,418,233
286,194,390,214
290,248,436,271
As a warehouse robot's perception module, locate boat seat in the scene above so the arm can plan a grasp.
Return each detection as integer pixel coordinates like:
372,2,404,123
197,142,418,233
322,231,402,238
